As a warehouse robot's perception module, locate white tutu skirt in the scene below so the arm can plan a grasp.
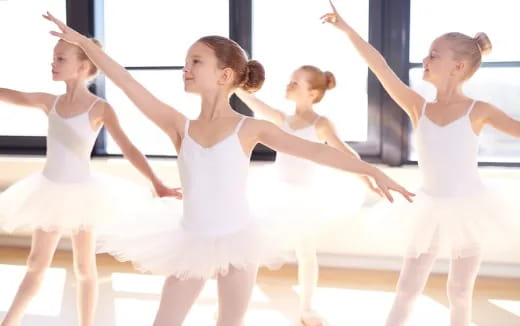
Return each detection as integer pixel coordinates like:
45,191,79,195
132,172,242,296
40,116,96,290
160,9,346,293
368,182,520,259
0,172,154,234
249,164,366,240
97,208,289,280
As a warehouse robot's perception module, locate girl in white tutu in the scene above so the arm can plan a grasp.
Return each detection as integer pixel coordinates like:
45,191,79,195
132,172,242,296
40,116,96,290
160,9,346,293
45,12,414,326
236,68,380,325
322,1,520,325
0,37,180,325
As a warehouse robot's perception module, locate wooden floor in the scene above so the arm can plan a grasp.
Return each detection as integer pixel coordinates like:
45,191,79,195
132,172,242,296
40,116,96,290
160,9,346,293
0,247,518,325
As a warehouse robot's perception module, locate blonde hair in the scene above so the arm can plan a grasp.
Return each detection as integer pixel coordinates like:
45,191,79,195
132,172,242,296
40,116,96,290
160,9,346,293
299,65,336,103
68,38,102,78
441,32,492,79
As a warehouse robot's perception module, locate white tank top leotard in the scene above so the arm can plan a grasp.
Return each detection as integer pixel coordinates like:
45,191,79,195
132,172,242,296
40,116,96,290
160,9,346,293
43,95,101,183
177,117,251,236
415,100,483,196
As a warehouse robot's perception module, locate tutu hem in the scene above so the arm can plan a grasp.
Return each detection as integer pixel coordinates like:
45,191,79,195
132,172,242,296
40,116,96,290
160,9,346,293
98,216,289,280
0,171,155,234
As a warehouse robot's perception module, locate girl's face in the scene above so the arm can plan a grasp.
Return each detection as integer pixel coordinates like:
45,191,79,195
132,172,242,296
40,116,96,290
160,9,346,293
183,41,231,95
51,41,89,81
285,69,315,103
422,37,462,85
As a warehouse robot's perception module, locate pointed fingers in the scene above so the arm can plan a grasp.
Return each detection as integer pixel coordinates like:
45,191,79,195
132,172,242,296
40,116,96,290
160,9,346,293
328,0,338,13
380,185,394,203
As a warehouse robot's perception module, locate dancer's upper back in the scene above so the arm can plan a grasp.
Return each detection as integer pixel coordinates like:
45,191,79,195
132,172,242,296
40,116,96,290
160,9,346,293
43,95,101,182
276,116,322,185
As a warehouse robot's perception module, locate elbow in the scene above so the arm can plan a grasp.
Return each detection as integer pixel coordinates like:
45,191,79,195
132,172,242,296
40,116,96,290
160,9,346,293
374,60,391,75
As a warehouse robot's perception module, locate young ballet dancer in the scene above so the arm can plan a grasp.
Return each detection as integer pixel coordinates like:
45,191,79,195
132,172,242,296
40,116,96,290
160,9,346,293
0,37,181,326
322,1,520,325
235,67,379,325
44,12,414,326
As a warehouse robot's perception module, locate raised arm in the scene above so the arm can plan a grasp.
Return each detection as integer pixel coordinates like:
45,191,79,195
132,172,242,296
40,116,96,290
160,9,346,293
249,119,414,202
101,101,182,199
0,88,55,113
234,88,286,126
321,1,424,126
43,12,186,146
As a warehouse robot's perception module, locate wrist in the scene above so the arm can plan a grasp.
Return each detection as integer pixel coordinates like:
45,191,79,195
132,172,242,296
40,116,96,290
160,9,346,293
151,176,163,187
365,165,381,179
77,35,90,48
341,24,354,35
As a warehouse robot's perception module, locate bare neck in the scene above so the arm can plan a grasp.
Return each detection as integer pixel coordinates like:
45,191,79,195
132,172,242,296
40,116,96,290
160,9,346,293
434,81,467,104
293,103,318,121
63,79,91,102
198,91,237,120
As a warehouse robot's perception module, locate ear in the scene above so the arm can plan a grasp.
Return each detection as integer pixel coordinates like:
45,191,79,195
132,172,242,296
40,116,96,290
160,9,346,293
78,60,91,76
452,61,466,76
309,88,320,101
218,67,234,85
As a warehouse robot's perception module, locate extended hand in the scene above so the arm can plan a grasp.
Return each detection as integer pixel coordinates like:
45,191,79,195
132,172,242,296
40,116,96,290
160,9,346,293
320,0,349,31
373,172,415,203
43,11,86,45
154,183,183,200
360,175,384,198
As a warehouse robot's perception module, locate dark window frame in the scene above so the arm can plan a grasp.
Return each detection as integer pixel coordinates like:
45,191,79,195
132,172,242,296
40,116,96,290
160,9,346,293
0,0,98,155
0,0,413,166
406,7,520,167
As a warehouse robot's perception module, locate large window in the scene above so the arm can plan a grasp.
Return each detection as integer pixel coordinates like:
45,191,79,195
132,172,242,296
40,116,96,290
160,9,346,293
1,0,457,164
253,0,370,143
408,0,520,162
0,0,66,137
103,0,229,156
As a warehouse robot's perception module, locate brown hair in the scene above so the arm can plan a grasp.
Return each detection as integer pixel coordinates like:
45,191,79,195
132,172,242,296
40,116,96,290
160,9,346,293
197,35,265,93
299,65,336,103
441,32,492,79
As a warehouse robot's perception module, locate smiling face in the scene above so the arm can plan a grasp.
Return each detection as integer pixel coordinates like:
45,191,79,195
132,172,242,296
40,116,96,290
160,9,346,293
182,41,224,94
421,32,490,87
422,37,463,86
182,36,265,97
51,40,91,81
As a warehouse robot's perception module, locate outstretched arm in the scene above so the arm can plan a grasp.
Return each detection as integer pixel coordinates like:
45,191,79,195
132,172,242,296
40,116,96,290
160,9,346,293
43,12,186,147
234,88,286,126
0,88,55,113
102,101,182,199
250,119,414,202
317,117,383,197
480,102,520,138
321,0,424,126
